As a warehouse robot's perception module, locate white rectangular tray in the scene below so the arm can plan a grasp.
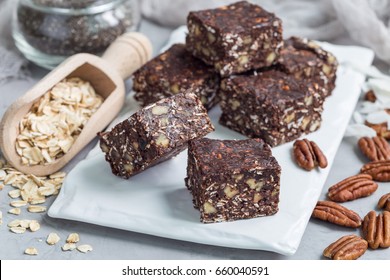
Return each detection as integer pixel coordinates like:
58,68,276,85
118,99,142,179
48,42,374,255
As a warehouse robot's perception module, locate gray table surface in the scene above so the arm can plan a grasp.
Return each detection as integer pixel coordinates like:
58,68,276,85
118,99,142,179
1,20,389,260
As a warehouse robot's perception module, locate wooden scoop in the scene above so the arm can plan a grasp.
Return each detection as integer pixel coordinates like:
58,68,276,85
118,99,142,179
0,32,152,176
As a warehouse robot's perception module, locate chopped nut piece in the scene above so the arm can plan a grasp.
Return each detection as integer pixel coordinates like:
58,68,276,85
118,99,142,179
224,186,239,198
203,202,217,214
24,247,38,255
8,208,21,215
155,134,170,147
47,233,61,245
62,243,76,251
77,244,93,253
28,205,47,213
151,105,169,115
66,233,80,243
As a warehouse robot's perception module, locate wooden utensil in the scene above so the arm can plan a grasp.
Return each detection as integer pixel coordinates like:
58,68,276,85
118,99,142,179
0,32,152,176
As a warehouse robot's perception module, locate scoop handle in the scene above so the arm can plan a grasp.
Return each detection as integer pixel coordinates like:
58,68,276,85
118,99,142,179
101,32,153,80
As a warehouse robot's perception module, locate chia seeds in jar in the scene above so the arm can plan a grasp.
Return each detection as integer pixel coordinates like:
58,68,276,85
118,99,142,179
13,0,140,69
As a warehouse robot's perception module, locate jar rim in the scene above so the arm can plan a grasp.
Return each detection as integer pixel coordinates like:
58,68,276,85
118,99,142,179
19,0,129,15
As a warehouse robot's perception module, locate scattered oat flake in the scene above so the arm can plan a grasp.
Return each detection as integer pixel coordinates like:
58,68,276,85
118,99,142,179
8,220,21,227
29,221,40,232
10,227,26,234
38,185,56,196
0,183,4,190
50,171,66,179
24,247,38,255
62,243,76,251
4,173,17,185
8,189,21,199
66,233,80,243
47,233,61,245
28,205,47,213
20,220,33,228
0,169,6,180
77,244,93,253
30,198,46,205
10,200,27,207
8,208,21,215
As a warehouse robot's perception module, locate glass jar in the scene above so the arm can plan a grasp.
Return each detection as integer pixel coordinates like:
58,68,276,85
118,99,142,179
13,0,141,69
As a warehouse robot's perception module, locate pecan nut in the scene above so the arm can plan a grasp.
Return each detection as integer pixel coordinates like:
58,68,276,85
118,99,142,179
328,174,378,202
365,121,390,140
364,89,376,102
293,139,327,171
312,201,362,228
323,235,368,260
361,160,390,182
358,136,390,161
378,193,390,211
362,210,390,249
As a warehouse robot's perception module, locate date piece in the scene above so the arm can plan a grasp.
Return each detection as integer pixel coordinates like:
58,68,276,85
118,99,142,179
99,92,214,179
218,70,325,147
185,138,281,223
186,1,283,77
133,44,219,110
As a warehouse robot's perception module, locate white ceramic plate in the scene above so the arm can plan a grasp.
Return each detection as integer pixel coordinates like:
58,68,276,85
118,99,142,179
49,42,374,256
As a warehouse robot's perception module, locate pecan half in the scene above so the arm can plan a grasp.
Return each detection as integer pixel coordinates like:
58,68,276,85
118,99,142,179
323,235,368,260
361,160,390,182
364,90,376,102
362,210,390,249
358,136,390,161
365,121,390,140
293,139,327,171
378,193,390,211
312,201,362,228
328,174,378,202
